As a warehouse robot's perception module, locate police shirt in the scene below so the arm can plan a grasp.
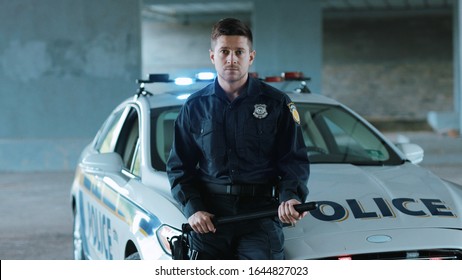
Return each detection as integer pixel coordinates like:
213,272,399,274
167,76,310,219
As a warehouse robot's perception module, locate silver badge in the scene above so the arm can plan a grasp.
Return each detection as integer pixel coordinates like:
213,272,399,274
253,104,268,119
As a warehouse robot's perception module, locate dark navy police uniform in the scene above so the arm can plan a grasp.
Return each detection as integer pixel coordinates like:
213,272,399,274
167,76,310,259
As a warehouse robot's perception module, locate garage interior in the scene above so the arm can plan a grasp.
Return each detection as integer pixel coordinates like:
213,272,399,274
0,0,460,171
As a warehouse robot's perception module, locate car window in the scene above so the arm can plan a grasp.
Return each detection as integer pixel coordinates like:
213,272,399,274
150,106,181,171
298,104,403,165
131,139,141,176
114,107,140,172
95,108,127,153
149,103,402,170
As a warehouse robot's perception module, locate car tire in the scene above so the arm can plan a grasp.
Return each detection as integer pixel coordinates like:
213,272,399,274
73,205,85,260
125,252,141,260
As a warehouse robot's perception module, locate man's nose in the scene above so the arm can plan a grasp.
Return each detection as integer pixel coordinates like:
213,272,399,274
227,53,237,64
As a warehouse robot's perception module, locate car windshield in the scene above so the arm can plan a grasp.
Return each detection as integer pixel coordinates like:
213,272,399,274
150,103,403,171
296,103,402,165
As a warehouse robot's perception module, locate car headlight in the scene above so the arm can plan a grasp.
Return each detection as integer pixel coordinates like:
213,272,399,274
155,224,182,256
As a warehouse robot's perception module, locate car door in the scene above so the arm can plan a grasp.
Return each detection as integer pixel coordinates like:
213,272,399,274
78,105,142,259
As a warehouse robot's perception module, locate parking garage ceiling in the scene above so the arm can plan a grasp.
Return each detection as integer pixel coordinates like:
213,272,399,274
143,0,454,22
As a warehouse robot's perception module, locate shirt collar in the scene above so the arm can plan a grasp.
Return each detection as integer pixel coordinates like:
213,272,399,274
205,75,262,100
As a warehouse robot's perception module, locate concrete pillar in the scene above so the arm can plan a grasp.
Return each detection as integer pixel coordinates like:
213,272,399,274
456,0,462,134
427,1,461,135
253,0,322,93
143,0,323,92
0,0,141,171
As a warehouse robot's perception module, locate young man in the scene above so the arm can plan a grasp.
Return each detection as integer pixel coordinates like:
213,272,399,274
167,18,310,259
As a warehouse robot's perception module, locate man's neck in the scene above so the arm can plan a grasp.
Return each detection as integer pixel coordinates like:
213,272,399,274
218,76,248,102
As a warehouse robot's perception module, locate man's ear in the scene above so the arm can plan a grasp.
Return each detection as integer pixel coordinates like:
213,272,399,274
209,49,215,64
249,50,256,65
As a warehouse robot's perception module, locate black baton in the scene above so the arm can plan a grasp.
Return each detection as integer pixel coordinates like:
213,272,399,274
182,201,317,232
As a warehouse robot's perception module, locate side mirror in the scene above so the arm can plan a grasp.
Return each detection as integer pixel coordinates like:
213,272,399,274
395,143,424,164
80,152,123,173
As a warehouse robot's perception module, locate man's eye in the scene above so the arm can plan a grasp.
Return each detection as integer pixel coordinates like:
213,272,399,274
235,50,244,55
220,50,230,55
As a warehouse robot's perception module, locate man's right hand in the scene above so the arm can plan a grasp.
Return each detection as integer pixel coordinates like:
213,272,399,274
188,211,216,234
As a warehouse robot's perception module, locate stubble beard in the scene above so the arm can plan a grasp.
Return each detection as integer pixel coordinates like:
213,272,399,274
219,68,247,84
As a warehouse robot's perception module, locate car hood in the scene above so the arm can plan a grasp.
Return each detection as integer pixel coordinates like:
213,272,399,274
284,162,462,259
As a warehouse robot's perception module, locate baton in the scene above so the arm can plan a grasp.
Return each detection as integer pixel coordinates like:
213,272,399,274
182,201,317,233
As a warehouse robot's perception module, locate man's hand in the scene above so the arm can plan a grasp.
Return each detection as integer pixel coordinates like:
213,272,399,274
188,211,216,234
278,199,308,225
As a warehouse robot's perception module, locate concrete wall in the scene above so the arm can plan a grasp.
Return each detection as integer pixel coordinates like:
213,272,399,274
143,5,453,128
253,0,322,92
142,20,218,78
0,0,142,171
142,0,323,93
0,0,455,171
323,15,453,126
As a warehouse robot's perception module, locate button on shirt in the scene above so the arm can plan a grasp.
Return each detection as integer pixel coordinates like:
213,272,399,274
167,77,310,218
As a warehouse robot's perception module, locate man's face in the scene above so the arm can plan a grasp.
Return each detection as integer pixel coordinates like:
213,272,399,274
210,35,255,85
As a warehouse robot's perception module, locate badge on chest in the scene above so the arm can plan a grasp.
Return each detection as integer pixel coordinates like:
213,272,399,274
253,104,268,119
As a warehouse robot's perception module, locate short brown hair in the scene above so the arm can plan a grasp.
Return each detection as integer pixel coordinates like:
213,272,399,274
211,18,253,49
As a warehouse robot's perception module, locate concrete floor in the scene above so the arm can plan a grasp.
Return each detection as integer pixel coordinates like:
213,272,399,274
384,131,462,185
0,171,74,260
0,131,460,260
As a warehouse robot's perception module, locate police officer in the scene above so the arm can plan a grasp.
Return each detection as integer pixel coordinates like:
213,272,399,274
167,18,310,260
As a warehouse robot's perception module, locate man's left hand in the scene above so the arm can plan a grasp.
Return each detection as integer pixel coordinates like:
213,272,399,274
278,199,308,225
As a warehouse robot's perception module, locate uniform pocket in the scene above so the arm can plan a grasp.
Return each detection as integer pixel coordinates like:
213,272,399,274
199,119,225,160
200,119,213,136
241,117,278,159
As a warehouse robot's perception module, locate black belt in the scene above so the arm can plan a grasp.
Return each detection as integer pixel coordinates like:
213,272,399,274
204,183,276,197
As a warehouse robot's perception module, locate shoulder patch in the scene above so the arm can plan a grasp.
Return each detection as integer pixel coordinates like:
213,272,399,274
287,102,301,125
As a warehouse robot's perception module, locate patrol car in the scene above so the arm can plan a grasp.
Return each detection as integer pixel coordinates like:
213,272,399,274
70,73,462,260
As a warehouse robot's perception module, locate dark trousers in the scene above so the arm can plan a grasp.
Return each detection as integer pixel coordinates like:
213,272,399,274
190,194,284,260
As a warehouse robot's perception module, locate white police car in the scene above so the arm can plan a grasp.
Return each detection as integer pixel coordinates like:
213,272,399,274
70,73,462,260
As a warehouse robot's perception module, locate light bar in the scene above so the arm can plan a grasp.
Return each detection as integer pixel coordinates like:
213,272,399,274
174,77,194,86
176,94,191,100
196,72,215,81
